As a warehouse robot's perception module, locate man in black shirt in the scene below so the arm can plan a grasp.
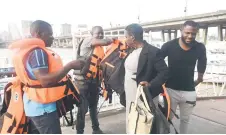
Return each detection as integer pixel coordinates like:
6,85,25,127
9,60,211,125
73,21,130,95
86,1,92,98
160,20,207,134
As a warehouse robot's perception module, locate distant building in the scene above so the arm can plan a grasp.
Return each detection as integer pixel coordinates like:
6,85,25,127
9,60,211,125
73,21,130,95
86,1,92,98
21,20,33,38
60,24,71,36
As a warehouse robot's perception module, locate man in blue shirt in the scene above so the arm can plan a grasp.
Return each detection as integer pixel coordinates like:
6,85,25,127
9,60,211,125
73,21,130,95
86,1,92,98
24,20,84,134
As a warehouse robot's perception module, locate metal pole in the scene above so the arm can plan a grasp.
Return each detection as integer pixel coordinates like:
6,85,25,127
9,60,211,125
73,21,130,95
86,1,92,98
72,33,76,60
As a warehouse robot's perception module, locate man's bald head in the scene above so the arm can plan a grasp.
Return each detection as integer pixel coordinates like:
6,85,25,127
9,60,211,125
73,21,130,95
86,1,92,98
30,20,54,47
91,26,104,39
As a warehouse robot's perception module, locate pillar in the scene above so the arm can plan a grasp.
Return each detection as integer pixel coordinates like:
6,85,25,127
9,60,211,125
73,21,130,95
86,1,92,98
203,27,208,45
149,30,153,42
167,30,171,41
72,35,77,59
196,29,200,41
218,25,223,41
58,39,60,47
143,31,149,42
65,39,68,47
161,30,165,42
174,30,177,39
224,29,226,41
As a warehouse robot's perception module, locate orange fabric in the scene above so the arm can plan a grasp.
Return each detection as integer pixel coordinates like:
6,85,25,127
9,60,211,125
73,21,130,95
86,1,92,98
8,38,79,104
161,84,171,120
1,77,28,134
102,39,127,62
85,46,105,79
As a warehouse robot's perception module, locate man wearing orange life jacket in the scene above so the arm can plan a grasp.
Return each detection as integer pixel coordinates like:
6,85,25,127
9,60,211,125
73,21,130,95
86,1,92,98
5,20,84,134
74,26,115,134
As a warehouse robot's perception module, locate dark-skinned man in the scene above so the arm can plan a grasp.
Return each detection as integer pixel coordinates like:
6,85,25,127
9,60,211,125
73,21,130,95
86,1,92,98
22,20,84,134
75,26,114,134
160,20,207,134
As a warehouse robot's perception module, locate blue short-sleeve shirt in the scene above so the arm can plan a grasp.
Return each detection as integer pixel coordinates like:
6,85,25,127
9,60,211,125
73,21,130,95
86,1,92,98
23,48,56,117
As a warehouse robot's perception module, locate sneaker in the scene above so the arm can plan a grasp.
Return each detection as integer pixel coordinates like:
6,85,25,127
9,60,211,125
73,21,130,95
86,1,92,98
76,131,84,134
92,129,104,134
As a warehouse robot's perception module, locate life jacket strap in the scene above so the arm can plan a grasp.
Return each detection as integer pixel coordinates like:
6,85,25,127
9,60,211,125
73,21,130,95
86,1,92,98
5,114,16,133
23,78,80,105
21,117,29,133
90,62,96,66
4,112,13,119
25,80,67,88
92,54,98,59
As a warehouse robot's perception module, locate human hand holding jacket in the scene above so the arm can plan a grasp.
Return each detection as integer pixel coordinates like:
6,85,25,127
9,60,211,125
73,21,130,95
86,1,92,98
140,81,151,87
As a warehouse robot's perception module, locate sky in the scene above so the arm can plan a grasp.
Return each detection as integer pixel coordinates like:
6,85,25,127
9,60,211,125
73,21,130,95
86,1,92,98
0,0,226,35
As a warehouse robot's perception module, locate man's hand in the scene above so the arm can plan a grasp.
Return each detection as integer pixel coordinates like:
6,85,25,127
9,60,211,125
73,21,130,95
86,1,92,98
105,38,114,45
139,81,151,87
195,73,204,87
69,59,86,70
194,79,203,87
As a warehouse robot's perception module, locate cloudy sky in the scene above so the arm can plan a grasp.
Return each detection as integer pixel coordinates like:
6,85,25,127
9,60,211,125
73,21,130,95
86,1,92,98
0,0,226,34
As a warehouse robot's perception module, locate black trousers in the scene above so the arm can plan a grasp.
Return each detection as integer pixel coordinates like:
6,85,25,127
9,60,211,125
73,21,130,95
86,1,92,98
76,82,100,134
28,111,62,134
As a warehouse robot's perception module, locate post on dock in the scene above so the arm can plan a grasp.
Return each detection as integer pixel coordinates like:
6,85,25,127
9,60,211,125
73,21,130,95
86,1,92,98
149,30,153,42
203,27,208,45
218,25,223,41
143,30,150,42
161,30,165,42
174,30,178,39
167,30,172,41
58,39,61,47
196,29,200,41
224,28,226,41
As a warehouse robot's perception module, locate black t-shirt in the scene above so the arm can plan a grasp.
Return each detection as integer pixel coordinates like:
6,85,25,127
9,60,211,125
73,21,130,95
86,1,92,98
160,38,207,91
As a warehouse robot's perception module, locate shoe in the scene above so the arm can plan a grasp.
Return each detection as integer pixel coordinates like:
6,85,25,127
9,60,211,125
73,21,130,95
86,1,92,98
92,129,104,134
76,131,84,134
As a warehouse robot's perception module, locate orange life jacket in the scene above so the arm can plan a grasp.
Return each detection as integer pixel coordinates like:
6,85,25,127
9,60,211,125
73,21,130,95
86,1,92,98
1,77,28,134
1,38,80,134
85,46,105,79
78,41,105,81
8,38,80,103
103,39,127,61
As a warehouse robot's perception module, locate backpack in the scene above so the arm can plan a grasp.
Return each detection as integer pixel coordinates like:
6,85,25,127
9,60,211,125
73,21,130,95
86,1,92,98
100,40,129,95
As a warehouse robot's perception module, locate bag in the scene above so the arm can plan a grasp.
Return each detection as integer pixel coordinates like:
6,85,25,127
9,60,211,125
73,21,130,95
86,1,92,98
56,77,81,127
128,85,154,134
143,86,170,134
56,94,75,126
100,41,129,95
